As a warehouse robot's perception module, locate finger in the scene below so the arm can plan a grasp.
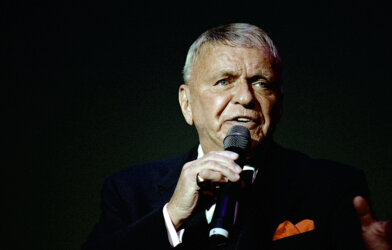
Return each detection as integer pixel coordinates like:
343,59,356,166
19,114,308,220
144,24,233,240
197,156,242,174
201,152,242,173
208,150,239,160
199,165,240,182
199,166,240,183
353,196,374,228
204,151,239,165
199,169,228,183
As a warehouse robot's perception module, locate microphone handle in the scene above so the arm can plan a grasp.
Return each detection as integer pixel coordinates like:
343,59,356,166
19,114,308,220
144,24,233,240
209,181,241,245
209,152,246,246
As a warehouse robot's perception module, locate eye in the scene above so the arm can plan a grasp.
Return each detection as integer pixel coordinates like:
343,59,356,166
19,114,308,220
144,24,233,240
254,81,269,89
215,79,230,86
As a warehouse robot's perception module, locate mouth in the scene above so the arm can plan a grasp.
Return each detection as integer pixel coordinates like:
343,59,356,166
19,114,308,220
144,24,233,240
235,117,251,123
226,116,259,126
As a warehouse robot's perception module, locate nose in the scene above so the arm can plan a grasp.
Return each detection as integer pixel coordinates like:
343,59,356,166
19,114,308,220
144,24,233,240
233,80,255,108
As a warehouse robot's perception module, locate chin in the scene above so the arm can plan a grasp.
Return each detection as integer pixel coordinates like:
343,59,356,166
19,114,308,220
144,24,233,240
250,130,272,147
250,136,262,147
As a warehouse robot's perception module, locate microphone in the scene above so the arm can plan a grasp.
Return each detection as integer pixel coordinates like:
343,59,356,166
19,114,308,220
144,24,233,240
209,125,251,246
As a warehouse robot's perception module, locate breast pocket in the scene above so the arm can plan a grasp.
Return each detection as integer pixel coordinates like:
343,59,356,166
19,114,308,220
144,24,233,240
270,230,325,250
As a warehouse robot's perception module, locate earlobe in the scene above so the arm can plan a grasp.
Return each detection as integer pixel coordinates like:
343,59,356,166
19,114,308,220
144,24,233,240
178,84,193,125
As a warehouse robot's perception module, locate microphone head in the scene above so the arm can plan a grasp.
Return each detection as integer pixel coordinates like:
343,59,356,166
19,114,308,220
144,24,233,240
223,125,251,154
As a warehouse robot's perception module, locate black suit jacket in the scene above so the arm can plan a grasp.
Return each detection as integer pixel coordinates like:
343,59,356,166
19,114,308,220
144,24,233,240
83,143,370,249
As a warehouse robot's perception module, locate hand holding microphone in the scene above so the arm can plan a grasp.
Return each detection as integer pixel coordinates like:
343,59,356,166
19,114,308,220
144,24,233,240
167,142,243,229
167,125,250,241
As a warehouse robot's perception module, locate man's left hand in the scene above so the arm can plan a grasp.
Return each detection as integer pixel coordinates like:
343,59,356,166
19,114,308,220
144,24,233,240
353,196,392,250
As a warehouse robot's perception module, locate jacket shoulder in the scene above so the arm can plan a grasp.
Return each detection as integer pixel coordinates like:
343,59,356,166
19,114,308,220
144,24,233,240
109,148,196,186
102,147,197,196
275,144,365,179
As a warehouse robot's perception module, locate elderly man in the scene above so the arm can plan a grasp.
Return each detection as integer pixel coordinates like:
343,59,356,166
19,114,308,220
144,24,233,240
83,23,390,249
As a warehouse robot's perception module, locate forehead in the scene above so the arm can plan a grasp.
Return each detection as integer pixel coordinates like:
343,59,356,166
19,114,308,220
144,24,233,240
192,43,275,81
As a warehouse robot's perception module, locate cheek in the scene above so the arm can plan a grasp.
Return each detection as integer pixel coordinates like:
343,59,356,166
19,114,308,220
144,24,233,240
191,92,230,126
201,92,231,118
214,96,231,116
260,96,279,122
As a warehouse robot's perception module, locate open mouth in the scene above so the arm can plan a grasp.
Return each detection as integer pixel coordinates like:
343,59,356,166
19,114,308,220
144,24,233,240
225,115,259,126
236,117,251,123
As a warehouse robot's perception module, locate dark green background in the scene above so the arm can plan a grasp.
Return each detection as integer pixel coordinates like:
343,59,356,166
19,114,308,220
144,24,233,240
5,1,391,249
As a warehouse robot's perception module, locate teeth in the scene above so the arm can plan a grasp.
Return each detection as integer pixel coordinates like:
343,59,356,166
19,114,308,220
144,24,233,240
237,118,250,122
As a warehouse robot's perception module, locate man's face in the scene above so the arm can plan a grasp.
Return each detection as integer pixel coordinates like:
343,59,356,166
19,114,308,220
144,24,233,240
179,44,282,153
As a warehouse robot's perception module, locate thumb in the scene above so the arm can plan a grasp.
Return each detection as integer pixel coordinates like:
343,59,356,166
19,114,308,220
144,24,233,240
353,196,374,229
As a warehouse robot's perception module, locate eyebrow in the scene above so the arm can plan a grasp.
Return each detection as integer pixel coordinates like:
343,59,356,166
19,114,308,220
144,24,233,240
218,69,241,78
248,74,269,82
218,70,271,81
212,68,273,84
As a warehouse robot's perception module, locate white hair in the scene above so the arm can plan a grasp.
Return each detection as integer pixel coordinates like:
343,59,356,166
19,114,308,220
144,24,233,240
182,23,282,85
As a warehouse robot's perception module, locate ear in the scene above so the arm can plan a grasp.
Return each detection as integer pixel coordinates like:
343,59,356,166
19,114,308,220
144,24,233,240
179,84,193,125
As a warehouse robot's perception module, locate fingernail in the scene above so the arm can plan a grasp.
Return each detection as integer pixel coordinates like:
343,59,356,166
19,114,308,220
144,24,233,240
227,151,238,158
235,165,242,172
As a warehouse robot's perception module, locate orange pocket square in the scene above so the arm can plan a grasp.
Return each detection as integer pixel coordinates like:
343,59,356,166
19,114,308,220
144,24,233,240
272,219,315,241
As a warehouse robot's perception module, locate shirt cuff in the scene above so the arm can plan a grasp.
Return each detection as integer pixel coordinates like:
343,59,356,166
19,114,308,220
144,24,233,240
163,203,185,247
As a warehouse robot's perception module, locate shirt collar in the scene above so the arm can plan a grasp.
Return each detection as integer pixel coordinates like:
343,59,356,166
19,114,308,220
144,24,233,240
197,144,204,159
